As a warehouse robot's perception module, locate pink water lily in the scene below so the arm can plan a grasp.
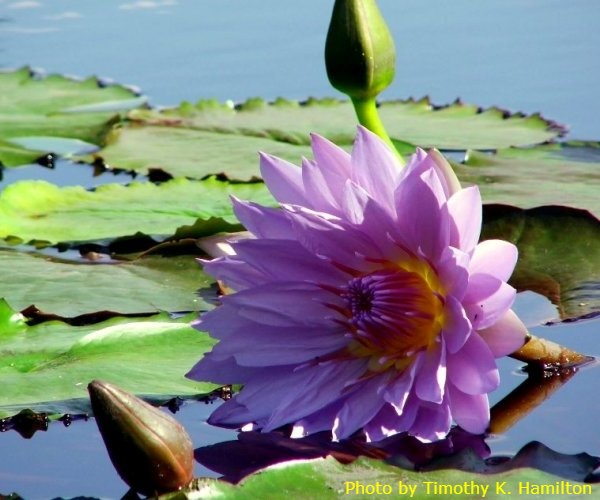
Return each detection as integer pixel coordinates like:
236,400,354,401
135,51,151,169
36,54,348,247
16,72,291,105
187,126,527,442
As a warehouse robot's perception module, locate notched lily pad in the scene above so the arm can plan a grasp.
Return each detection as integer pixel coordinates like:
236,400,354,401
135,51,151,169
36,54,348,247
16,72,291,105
459,142,600,217
86,96,564,181
0,67,145,167
171,455,599,499
86,121,315,182
0,248,215,317
133,96,565,149
0,305,217,418
0,177,273,245
482,204,600,321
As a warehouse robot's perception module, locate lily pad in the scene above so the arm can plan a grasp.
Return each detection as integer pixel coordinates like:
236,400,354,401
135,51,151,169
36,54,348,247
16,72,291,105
0,248,213,317
458,143,600,217
0,67,145,167
194,431,599,490
88,97,564,180
481,204,600,321
0,302,216,418
0,177,273,245
91,123,315,181
174,456,599,499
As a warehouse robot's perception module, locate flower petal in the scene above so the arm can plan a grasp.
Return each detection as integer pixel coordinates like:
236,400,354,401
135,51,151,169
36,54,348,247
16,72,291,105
310,132,352,179
232,198,295,239
262,360,367,432
383,360,418,411
202,256,264,291
409,399,452,442
340,179,370,224
287,205,382,272
363,403,403,442
415,343,446,404
477,309,527,357
232,238,347,286
222,281,343,327
442,295,472,354
259,152,305,205
302,157,341,215
186,354,258,385
465,275,516,329
428,149,462,196
448,384,489,434
436,246,469,299
196,231,252,258
447,186,482,254
350,126,401,213
447,332,499,395
292,398,345,438
470,239,518,282
394,168,450,261
332,375,391,440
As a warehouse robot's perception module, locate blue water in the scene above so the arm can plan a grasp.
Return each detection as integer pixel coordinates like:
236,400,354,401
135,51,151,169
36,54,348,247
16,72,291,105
0,1,599,498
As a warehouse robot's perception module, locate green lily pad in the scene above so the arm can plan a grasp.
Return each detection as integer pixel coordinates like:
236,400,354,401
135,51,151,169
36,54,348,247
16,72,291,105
0,249,213,317
458,142,600,217
91,123,315,181
173,456,599,499
0,177,273,245
0,67,145,167
87,97,563,181
481,205,600,321
0,302,215,418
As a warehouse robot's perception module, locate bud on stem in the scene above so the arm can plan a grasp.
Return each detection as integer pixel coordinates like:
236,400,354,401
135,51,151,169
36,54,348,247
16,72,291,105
325,0,403,163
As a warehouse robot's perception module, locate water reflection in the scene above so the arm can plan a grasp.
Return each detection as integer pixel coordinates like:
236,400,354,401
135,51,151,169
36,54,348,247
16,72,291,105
1,317,599,497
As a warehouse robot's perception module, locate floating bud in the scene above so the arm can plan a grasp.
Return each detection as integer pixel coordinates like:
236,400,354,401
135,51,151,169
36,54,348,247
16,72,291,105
325,0,396,100
88,380,194,496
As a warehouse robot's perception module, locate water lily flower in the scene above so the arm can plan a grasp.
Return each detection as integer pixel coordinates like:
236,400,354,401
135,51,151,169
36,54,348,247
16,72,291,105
187,126,527,442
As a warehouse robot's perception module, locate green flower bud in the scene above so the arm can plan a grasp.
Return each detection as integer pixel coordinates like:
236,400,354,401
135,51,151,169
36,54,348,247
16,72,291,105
325,0,396,100
88,380,194,496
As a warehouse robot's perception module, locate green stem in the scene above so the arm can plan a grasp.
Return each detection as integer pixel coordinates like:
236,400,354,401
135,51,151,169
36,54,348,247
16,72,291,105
351,97,405,166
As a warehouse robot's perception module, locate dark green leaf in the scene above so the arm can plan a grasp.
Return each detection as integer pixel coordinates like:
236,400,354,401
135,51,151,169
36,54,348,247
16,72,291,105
482,205,600,321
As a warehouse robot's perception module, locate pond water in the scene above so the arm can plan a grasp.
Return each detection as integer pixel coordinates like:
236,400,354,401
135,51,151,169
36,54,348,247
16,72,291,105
0,1,599,498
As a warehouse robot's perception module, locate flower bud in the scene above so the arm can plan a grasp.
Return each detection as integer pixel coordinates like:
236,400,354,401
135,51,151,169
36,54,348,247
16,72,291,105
88,380,194,496
325,0,396,100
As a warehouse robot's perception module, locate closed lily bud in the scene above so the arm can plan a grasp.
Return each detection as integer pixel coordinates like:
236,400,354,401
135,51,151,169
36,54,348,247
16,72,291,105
88,380,194,496
325,0,396,100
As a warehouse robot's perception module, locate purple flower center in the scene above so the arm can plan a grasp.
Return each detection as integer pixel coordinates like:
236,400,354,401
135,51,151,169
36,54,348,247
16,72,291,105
341,262,445,372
